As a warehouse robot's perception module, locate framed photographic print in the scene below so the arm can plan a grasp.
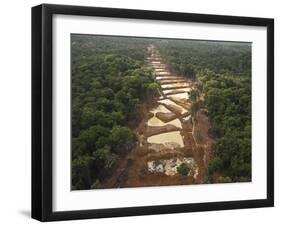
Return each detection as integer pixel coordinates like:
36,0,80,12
32,4,274,221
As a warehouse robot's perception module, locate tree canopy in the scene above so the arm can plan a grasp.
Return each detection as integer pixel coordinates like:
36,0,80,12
156,39,252,182
71,35,157,190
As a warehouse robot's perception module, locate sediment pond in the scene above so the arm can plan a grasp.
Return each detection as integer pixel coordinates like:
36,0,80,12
147,131,184,147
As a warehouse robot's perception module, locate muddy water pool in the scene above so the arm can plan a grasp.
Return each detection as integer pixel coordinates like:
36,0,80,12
147,131,184,147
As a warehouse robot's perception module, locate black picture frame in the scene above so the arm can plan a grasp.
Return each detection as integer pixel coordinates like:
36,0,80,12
32,3,274,222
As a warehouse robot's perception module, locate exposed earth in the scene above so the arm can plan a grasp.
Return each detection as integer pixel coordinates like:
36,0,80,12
102,45,214,188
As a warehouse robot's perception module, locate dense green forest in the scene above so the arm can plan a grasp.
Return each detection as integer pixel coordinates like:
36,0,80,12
157,40,252,182
71,35,158,190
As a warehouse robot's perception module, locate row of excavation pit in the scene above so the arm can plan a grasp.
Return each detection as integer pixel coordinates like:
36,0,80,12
137,45,200,179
